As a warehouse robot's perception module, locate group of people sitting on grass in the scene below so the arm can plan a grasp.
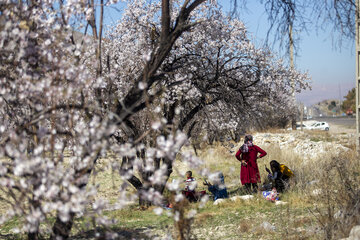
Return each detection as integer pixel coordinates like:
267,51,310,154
182,170,229,202
181,134,294,203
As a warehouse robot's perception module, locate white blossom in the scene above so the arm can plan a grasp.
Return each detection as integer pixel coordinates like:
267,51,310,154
153,207,163,215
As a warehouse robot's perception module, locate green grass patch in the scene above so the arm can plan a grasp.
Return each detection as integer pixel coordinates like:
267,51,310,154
1,131,356,239
189,194,320,240
0,216,21,234
104,206,172,229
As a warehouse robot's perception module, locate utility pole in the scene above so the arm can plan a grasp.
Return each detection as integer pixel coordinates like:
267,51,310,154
289,24,294,88
338,83,342,116
300,103,304,130
289,22,296,129
356,0,360,151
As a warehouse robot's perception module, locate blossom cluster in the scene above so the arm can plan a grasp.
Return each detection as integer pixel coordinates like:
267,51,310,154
0,0,310,238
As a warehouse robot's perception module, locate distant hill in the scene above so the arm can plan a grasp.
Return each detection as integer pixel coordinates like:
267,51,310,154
311,99,342,117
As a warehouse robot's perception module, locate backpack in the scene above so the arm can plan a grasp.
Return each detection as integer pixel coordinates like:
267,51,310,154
280,164,294,178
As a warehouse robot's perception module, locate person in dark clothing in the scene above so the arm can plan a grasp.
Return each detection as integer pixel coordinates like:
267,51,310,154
203,172,228,201
266,160,293,192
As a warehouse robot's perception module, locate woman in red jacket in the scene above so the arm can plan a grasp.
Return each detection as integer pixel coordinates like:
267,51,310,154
235,135,267,193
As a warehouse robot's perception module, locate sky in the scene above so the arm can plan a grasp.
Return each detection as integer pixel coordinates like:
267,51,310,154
100,1,356,107
219,1,355,106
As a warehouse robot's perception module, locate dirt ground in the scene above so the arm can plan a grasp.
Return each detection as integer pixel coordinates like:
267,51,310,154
328,123,356,134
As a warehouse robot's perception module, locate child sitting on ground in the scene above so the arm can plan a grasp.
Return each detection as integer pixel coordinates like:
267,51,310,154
182,171,198,202
203,172,228,201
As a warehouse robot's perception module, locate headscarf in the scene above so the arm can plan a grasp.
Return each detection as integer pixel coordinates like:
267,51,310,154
270,160,281,172
214,172,226,190
240,134,253,153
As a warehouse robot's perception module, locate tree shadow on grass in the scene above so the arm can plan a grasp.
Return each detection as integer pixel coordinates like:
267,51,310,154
69,226,159,240
0,233,22,240
0,227,161,240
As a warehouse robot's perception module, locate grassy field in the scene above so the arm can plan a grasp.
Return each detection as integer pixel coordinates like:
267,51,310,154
0,131,359,239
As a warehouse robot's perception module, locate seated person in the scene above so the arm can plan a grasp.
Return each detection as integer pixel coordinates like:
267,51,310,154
182,171,198,202
204,172,228,201
266,160,294,192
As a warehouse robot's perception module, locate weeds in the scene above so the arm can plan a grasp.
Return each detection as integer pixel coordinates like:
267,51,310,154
0,131,358,239
171,195,195,240
310,155,360,239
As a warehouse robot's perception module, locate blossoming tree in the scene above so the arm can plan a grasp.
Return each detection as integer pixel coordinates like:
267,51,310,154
103,0,309,209
0,0,309,239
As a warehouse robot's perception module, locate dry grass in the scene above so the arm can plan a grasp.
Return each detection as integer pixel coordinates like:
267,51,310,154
172,130,359,239
238,220,251,233
0,131,358,239
194,212,216,225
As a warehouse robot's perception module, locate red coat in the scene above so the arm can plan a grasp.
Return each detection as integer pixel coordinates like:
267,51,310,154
235,145,267,185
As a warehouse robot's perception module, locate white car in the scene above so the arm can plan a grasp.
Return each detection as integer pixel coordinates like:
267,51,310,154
309,122,330,131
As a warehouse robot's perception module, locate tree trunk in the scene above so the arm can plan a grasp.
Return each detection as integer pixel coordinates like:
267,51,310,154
28,183,41,240
28,232,39,240
49,154,98,239
123,156,174,207
154,158,173,194
50,213,75,240
161,0,170,42
138,187,152,207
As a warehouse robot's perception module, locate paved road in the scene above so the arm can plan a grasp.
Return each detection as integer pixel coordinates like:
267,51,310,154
312,117,355,127
301,117,356,134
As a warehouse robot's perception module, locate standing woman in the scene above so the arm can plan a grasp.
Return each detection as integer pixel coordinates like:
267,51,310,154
235,135,267,193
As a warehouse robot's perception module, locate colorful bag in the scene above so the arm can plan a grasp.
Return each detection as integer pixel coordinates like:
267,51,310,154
280,164,294,178
262,190,279,202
